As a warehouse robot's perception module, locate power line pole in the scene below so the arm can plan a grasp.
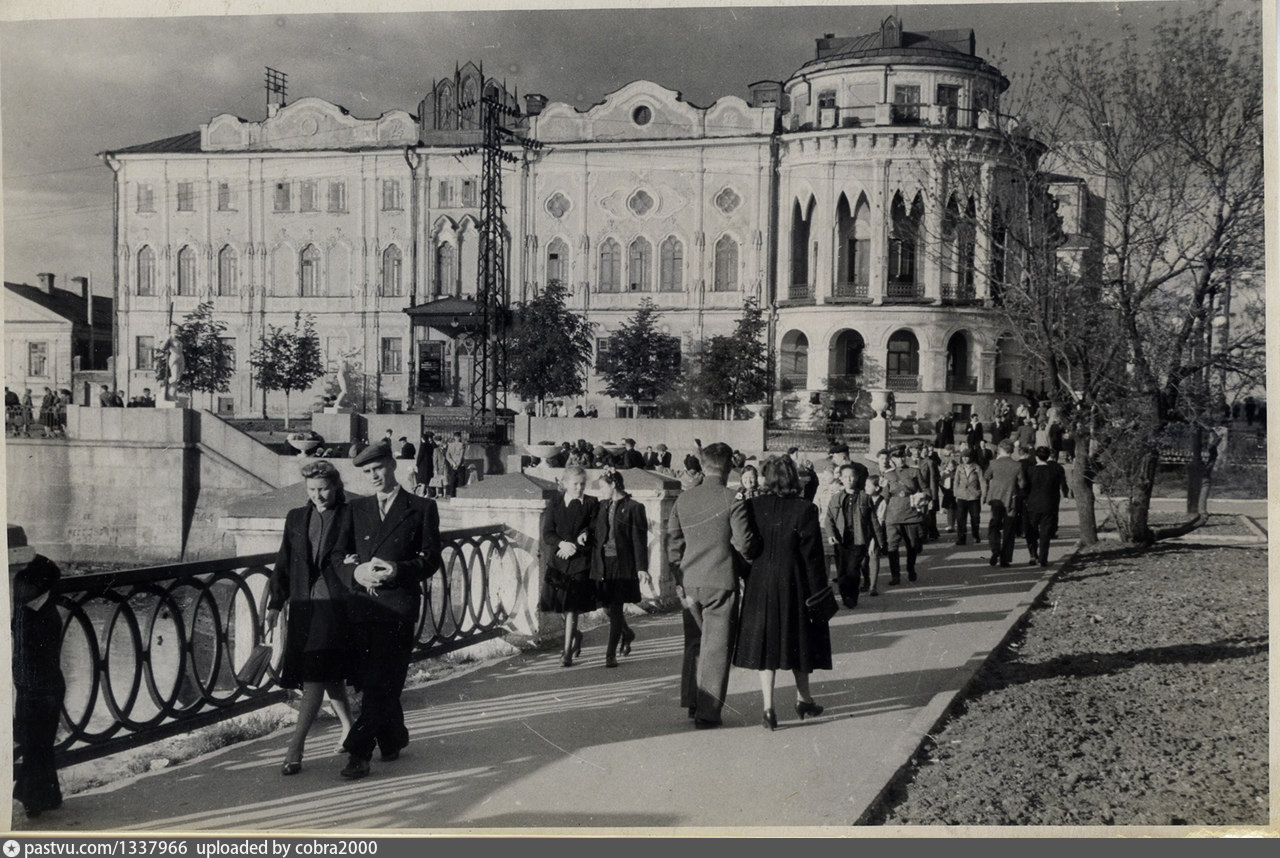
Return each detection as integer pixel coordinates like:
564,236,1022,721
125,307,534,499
458,85,542,422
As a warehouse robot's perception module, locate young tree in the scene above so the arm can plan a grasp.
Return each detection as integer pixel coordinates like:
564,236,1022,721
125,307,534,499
599,298,682,409
160,301,235,410
249,312,326,428
694,298,773,419
506,281,595,414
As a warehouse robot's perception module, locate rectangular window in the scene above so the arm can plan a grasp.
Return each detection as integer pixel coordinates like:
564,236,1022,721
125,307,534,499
217,181,233,211
176,181,194,212
936,85,960,127
28,342,48,377
137,183,155,213
382,179,401,211
817,90,836,109
380,337,403,374
136,336,156,371
274,182,291,212
893,85,921,123
218,337,236,374
437,180,452,207
547,250,564,285
596,337,615,374
461,179,477,207
299,181,317,212
328,181,346,212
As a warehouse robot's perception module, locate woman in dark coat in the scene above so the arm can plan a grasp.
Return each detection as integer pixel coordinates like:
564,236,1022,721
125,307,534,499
266,460,355,775
591,470,647,668
734,455,831,730
540,465,599,666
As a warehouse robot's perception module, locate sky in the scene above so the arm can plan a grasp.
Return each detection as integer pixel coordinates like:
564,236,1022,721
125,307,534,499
0,0,1262,292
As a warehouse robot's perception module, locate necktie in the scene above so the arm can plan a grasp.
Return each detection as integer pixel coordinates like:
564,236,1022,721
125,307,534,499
378,494,391,519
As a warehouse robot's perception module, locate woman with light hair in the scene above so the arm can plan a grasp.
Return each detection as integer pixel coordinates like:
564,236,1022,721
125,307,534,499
539,465,599,666
266,459,355,775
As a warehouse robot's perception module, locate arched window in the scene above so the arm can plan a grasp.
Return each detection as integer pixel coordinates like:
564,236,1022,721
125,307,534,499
990,203,1007,305
836,194,871,298
888,192,924,298
659,236,683,292
790,198,814,298
437,83,455,130
599,238,621,292
461,79,479,127
628,237,652,291
217,245,237,296
886,330,920,388
831,329,864,378
546,238,568,286
176,246,196,296
137,246,156,296
946,331,974,391
435,243,456,296
713,235,739,292
780,330,809,387
299,244,321,296
941,196,961,298
381,245,403,297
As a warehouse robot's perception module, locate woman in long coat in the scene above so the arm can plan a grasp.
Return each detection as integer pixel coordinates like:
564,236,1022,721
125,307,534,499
590,470,646,668
266,460,355,774
734,455,831,730
540,465,599,666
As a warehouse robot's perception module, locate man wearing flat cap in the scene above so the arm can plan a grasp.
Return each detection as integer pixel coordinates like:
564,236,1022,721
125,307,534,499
9,525,65,817
880,445,927,585
336,442,441,779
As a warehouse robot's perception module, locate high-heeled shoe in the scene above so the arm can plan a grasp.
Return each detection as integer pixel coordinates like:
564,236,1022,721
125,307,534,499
762,708,777,731
795,699,824,720
281,759,302,776
571,629,583,657
561,652,573,668
620,628,636,656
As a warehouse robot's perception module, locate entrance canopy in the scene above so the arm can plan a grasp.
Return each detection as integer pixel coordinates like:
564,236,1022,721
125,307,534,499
404,296,484,335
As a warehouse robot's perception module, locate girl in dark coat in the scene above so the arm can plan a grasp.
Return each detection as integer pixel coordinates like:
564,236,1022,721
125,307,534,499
266,460,355,775
591,470,647,668
540,465,599,666
734,456,831,730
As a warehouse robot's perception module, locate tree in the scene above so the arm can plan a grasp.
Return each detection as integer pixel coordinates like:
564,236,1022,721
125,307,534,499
161,301,234,410
599,298,682,408
249,312,326,428
506,280,595,414
693,298,773,419
922,6,1263,546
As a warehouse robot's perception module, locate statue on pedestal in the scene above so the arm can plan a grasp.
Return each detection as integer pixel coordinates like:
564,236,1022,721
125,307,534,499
157,329,186,403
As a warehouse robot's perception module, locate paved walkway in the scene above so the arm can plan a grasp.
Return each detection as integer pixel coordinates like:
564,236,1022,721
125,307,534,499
30,511,1084,833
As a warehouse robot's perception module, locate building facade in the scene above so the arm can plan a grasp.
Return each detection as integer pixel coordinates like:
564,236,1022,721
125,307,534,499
5,273,113,402
103,17,1096,422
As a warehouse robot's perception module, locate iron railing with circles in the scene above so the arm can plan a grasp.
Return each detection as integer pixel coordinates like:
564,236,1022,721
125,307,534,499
37,524,513,768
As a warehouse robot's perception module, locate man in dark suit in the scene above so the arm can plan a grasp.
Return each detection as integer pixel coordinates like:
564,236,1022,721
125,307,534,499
981,439,1027,568
666,442,759,728
933,412,955,449
618,438,646,469
823,462,885,608
1024,445,1069,567
337,442,441,779
413,431,436,494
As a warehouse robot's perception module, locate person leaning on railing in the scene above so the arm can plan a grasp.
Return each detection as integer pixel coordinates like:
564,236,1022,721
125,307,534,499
266,459,356,776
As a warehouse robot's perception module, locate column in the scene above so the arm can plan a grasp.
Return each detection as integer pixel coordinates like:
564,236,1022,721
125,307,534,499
870,158,889,305
924,169,944,303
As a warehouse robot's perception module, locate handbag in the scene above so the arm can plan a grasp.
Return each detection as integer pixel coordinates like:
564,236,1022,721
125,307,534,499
805,585,839,624
236,630,274,686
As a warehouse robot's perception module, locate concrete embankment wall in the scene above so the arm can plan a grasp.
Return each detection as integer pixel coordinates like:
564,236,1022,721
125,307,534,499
515,414,766,457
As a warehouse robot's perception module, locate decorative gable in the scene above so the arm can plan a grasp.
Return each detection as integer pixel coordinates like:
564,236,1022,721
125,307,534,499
202,97,418,151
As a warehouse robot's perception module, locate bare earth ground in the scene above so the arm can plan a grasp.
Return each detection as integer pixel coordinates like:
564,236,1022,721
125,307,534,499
878,541,1269,826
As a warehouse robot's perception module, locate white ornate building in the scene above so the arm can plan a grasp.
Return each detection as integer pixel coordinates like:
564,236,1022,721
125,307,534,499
103,17,1098,421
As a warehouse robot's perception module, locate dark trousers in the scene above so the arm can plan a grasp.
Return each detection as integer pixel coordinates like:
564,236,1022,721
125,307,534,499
679,606,701,710
953,498,981,543
1026,510,1058,565
835,542,870,608
604,599,631,658
681,586,738,723
987,501,1020,566
344,620,414,760
15,689,63,814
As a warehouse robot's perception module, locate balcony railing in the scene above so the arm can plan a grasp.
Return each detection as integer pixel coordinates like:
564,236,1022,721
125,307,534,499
886,374,921,391
787,282,815,301
832,280,869,300
886,281,924,300
33,525,514,767
941,283,977,302
946,375,978,392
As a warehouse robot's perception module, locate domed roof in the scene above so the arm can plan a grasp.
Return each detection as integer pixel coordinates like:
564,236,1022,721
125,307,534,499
796,15,1002,81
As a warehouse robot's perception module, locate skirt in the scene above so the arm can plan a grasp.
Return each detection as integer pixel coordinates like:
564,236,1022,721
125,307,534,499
597,577,642,605
539,570,597,613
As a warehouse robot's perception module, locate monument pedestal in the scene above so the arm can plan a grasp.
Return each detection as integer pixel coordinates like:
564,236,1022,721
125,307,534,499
870,415,888,455
313,410,358,445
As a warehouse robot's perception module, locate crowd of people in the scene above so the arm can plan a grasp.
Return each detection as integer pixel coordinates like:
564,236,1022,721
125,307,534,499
5,387,74,438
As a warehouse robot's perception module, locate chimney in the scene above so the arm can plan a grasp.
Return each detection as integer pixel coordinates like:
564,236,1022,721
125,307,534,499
72,276,91,326
37,272,55,293
524,94,548,116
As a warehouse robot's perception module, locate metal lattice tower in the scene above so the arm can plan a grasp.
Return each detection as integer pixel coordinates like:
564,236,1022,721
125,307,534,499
459,83,542,421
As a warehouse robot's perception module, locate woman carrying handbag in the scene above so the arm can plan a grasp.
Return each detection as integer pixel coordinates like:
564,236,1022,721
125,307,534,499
733,456,832,731
265,460,356,775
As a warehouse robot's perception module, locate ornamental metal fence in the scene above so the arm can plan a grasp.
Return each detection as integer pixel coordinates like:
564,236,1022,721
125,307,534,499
35,524,514,768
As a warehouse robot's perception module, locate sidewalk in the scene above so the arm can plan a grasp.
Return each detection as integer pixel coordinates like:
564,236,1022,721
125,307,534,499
25,511,1081,833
